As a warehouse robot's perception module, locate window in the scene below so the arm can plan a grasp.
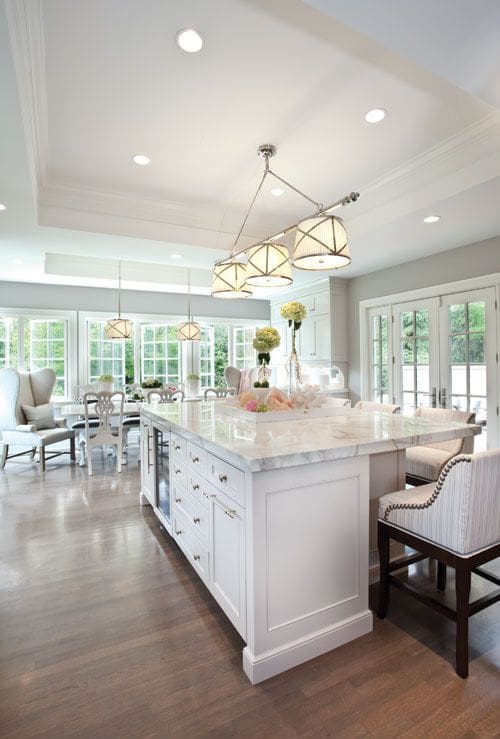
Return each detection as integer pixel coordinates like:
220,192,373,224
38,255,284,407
87,320,127,387
199,325,214,388
140,323,181,386
448,301,487,423
214,324,229,386
399,309,430,413
370,313,389,403
25,319,67,397
232,326,256,369
0,318,18,369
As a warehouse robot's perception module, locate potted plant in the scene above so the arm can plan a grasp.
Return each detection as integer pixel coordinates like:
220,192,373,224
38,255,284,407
141,378,162,389
98,374,114,392
280,301,307,393
186,373,201,397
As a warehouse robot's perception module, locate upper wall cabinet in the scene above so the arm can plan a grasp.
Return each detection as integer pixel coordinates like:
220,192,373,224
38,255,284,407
270,278,347,366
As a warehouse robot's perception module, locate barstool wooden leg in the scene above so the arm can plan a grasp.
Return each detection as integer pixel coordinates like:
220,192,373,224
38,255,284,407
437,561,447,591
377,522,391,619
455,562,471,678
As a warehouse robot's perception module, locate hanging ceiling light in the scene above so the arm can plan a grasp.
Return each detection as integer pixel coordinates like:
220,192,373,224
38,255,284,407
245,242,292,287
177,268,201,341
211,144,359,297
211,260,252,299
292,214,351,270
105,261,133,339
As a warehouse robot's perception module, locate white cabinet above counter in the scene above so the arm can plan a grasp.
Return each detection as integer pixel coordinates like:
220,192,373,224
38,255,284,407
270,277,348,367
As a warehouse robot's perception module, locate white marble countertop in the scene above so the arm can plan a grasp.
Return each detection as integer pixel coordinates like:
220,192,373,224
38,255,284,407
141,401,481,472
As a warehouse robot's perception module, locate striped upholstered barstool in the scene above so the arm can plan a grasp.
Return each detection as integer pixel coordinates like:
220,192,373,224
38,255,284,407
377,449,500,678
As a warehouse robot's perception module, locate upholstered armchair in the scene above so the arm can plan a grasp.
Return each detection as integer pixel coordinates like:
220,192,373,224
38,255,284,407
0,368,75,471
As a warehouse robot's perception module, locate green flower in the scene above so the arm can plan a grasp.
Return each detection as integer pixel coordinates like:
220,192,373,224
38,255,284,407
280,301,307,323
252,326,281,352
255,403,269,413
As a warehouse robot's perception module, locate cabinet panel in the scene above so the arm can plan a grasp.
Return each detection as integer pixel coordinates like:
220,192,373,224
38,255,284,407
209,489,246,637
173,507,209,585
187,442,208,478
173,483,208,544
140,417,155,504
207,454,245,507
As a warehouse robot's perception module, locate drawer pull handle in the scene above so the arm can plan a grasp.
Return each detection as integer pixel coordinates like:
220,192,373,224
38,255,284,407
174,444,181,451
218,473,227,483
175,529,183,536
175,497,182,503
175,468,182,475
191,455,199,463
193,554,200,562
193,517,200,524
192,483,200,491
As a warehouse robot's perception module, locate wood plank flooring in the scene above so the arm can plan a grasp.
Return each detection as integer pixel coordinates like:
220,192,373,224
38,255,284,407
0,450,499,738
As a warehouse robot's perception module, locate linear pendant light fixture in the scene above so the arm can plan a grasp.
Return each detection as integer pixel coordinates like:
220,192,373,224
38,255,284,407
211,144,359,298
177,268,201,340
105,260,133,339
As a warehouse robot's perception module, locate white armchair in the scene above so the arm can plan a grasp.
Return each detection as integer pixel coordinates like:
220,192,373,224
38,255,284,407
0,368,76,471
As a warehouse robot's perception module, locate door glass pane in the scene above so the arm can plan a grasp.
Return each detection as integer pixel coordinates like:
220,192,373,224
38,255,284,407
469,365,486,396
401,312,414,336
469,333,484,363
449,304,466,333
415,310,429,336
415,337,429,364
402,366,414,391
416,365,429,392
450,334,466,363
468,302,485,332
451,366,467,395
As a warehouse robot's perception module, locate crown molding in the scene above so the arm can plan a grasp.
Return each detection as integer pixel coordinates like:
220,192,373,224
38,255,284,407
5,0,48,200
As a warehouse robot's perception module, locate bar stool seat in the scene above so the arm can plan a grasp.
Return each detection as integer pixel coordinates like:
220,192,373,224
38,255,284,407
378,450,500,678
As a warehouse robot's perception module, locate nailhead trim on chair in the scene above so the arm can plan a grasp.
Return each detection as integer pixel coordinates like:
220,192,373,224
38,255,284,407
383,455,472,521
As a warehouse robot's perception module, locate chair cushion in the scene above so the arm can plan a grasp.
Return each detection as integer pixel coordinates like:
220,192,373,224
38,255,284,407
36,427,75,446
406,445,451,481
22,403,56,431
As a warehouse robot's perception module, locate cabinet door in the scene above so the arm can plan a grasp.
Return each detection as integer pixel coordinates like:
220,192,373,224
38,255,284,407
314,314,331,361
299,319,315,358
140,418,155,504
273,321,289,362
209,489,246,637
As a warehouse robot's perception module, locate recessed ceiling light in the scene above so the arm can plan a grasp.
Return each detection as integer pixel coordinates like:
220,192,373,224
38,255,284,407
423,215,441,223
176,28,203,53
170,253,182,259
270,187,285,197
132,154,150,165
365,108,387,123
0,203,7,211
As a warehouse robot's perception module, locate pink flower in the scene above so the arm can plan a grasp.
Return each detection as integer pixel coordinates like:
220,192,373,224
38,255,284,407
245,400,258,412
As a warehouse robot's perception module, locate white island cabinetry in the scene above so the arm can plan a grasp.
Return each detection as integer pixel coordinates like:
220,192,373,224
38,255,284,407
140,402,479,684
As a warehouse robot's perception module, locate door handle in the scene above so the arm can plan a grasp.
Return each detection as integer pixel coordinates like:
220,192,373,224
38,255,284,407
440,387,447,408
430,387,437,408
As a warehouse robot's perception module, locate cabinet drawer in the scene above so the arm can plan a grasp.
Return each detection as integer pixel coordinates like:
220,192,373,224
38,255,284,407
207,453,245,508
173,509,209,585
173,484,208,544
170,459,187,488
187,442,208,478
170,432,186,459
187,469,211,510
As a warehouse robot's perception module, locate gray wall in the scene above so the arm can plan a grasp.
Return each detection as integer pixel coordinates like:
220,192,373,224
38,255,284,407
347,235,500,402
0,281,270,320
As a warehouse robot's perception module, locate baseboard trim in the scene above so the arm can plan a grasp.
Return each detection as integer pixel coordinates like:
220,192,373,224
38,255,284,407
242,610,373,684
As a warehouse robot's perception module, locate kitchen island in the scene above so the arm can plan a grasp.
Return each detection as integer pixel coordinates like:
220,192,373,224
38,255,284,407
139,401,480,683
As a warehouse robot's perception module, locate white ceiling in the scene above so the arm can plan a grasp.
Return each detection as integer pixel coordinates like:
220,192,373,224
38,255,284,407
1,0,500,294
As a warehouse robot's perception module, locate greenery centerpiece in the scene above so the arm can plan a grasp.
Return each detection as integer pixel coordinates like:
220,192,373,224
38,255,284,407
280,301,307,393
252,326,281,388
186,372,201,397
98,374,114,392
141,378,162,389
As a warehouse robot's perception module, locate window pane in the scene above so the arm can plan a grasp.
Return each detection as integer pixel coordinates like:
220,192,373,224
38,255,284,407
451,366,467,395
401,340,414,363
450,334,466,363
468,302,485,332
372,316,380,340
469,365,486,396
415,310,428,336
401,312,414,337
402,365,414,391
372,340,381,364
416,365,429,392
415,337,429,364
380,316,388,340
449,304,465,333
451,395,468,411
470,397,487,423
469,333,484,363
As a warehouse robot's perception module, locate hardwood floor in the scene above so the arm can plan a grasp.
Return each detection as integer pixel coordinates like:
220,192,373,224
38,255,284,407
0,451,498,738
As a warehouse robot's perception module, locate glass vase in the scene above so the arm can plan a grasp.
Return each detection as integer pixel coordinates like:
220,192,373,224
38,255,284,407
287,352,303,395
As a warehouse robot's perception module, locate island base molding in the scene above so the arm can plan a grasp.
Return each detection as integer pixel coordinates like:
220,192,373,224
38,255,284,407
242,610,373,684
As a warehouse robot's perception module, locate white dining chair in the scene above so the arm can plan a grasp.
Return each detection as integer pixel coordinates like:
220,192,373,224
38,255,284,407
204,387,237,399
80,391,125,476
354,400,400,414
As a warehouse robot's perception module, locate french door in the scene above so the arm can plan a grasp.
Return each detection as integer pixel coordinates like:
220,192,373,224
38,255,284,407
369,288,498,448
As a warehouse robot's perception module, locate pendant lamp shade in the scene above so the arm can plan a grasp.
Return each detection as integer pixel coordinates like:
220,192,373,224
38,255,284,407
105,260,133,339
292,214,350,270
177,267,201,341
105,318,133,340
245,242,292,287
212,260,252,298
177,321,202,341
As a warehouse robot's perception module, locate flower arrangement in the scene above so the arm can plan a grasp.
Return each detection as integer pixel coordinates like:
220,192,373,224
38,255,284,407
238,387,295,414
98,374,113,383
253,326,281,353
141,378,162,389
280,301,307,326
187,373,200,381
